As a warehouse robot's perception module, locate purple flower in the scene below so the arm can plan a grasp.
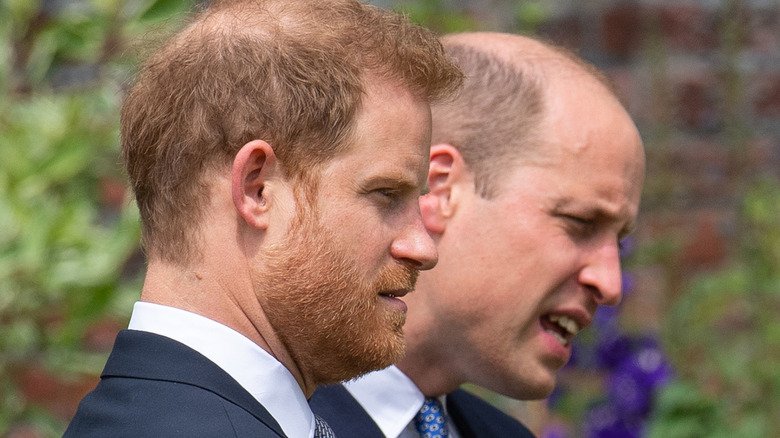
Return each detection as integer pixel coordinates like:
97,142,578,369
629,338,673,389
606,339,672,418
584,404,643,438
619,236,635,257
594,306,620,329
607,363,653,417
621,272,636,298
546,383,566,408
595,332,633,370
542,422,570,438
566,340,582,368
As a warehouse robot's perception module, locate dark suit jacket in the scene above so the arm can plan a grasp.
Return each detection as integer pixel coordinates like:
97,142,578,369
64,330,286,437
310,383,536,438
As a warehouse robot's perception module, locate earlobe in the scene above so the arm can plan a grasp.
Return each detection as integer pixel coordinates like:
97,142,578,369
421,144,467,234
232,140,277,229
420,193,445,234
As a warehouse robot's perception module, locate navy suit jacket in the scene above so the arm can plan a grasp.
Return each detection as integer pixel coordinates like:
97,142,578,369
310,384,536,438
64,330,286,437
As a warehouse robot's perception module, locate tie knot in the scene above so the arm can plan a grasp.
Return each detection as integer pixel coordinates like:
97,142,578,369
414,397,449,438
314,414,336,438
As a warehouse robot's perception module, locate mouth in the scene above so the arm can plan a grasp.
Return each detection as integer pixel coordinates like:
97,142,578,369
378,289,410,299
541,313,584,347
378,289,410,312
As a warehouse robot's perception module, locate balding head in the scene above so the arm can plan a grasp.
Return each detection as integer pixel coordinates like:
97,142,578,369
402,32,645,401
431,32,624,198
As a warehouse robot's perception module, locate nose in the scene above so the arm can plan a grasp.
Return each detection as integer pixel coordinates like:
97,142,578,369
578,239,623,306
390,210,438,271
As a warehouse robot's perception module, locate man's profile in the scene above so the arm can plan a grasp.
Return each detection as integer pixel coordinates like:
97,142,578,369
311,31,646,438
64,1,462,436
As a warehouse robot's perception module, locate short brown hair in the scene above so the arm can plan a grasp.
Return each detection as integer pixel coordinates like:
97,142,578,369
432,33,615,198
431,42,544,198
121,0,463,264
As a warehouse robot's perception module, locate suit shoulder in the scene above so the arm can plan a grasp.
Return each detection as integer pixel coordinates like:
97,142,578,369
65,376,282,437
447,389,536,437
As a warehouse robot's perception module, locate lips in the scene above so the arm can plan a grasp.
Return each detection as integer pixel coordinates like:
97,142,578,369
378,289,411,313
379,289,410,299
541,312,590,347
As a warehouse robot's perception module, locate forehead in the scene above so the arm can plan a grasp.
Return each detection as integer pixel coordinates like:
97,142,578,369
539,73,643,175
316,78,432,190
496,75,645,220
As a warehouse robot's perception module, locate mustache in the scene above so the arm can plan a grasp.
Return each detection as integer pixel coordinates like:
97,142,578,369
374,263,419,293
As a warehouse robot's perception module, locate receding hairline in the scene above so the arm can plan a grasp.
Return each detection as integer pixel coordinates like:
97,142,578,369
441,32,617,97
431,31,628,198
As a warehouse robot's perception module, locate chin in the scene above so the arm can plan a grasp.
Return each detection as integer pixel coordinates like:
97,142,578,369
530,383,557,400
495,376,557,401
312,319,407,385
528,378,557,400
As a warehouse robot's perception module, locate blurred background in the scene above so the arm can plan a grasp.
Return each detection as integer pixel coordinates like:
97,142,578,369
0,0,778,437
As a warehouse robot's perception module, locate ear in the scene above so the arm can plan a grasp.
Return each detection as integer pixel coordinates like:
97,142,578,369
232,140,279,230
420,143,470,235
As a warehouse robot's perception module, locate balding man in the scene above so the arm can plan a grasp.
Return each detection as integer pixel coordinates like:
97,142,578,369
64,1,462,437
311,32,646,438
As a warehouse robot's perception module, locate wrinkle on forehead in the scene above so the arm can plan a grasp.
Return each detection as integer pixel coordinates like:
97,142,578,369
554,191,638,230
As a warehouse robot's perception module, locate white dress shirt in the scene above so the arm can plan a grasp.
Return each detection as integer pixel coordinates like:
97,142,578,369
128,301,315,438
344,365,461,438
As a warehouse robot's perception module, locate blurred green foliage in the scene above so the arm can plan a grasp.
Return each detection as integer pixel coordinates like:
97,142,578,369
649,178,780,438
0,0,193,435
645,0,780,434
392,0,476,33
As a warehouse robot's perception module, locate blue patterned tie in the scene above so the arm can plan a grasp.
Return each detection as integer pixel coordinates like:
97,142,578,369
314,414,336,438
414,397,449,438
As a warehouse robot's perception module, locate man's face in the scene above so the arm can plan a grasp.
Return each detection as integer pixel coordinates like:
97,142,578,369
414,77,645,399
259,78,437,385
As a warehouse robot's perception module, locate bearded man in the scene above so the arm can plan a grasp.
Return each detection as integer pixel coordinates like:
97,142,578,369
64,1,462,437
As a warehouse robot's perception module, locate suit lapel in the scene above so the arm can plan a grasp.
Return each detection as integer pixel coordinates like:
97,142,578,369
310,384,385,438
447,390,478,438
103,330,286,437
446,389,536,438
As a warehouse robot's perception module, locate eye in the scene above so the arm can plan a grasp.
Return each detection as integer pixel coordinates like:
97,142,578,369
369,188,407,208
561,214,597,237
360,177,416,208
374,188,401,199
564,214,591,226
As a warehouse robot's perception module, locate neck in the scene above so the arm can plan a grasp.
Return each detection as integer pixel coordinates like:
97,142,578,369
140,256,316,397
396,323,464,397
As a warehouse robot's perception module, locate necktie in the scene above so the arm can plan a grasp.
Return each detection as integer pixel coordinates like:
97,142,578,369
414,397,449,438
314,414,336,438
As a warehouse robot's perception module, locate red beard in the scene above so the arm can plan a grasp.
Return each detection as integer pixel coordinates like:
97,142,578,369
258,211,418,385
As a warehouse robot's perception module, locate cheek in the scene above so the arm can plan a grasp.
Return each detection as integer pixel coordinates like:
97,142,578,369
356,228,398,270
458,302,536,369
445,281,535,332
326,212,386,259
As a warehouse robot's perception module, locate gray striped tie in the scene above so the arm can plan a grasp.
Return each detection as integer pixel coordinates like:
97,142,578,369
314,414,336,438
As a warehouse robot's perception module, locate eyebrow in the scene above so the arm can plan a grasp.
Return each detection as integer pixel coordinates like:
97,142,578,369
554,198,636,237
362,174,428,195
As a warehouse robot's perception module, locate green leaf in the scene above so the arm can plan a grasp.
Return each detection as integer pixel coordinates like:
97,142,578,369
139,0,192,23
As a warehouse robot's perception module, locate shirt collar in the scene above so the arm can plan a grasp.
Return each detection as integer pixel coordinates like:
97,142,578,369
344,365,425,438
128,301,315,438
